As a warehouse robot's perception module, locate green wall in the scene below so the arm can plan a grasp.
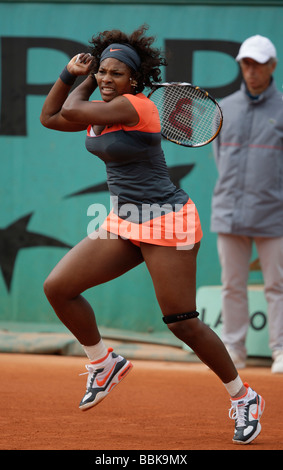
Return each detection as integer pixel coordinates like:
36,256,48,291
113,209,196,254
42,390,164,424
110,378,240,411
0,1,282,340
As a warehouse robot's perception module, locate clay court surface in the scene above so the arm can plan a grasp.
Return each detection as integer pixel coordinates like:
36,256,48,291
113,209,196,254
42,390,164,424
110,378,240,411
1,352,282,452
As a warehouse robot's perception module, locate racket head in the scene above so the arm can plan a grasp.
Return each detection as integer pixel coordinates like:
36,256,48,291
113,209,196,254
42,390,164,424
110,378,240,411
148,82,223,148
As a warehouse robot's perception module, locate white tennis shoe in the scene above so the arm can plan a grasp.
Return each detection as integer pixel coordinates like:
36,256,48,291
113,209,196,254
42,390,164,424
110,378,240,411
229,383,265,444
79,348,133,411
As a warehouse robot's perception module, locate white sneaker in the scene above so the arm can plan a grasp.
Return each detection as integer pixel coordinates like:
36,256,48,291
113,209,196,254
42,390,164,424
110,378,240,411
271,350,283,374
229,383,265,445
79,348,133,410
226,347,246,369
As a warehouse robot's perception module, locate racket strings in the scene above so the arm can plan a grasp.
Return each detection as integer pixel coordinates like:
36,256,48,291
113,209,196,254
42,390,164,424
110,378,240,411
151,86,222,146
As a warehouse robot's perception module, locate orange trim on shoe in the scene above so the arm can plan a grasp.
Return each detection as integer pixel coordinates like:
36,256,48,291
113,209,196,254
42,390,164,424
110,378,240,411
96,364,116,387
90,347,114,365
108,383,117,392
250,396,260,420
118,363,133,381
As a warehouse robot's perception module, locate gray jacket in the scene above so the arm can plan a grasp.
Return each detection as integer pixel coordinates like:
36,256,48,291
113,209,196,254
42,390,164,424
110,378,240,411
210,79,283,237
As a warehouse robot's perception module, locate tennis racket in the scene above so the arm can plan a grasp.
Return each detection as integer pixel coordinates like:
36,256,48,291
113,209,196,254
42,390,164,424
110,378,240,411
148,82,223,147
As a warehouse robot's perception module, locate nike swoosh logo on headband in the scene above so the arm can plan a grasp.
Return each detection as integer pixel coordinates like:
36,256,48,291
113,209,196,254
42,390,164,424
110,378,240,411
110,48,122,52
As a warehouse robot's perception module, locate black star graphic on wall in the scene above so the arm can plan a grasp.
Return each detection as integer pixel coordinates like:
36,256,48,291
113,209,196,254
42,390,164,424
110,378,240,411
0,164,194,292
168,164,194,189
0,213,72,291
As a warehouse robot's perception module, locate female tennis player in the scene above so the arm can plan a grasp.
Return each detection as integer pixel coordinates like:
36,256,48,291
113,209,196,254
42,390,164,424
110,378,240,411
40,25,264,445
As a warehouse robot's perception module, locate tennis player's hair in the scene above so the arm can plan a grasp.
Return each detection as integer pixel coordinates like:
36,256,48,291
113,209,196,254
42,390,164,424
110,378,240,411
88,24,167,93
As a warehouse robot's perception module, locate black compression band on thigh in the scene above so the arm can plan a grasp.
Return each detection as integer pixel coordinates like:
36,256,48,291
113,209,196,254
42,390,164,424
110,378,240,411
162,311,199,324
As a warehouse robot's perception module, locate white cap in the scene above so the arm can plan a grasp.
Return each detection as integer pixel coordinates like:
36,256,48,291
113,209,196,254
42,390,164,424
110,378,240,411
236,35,277,63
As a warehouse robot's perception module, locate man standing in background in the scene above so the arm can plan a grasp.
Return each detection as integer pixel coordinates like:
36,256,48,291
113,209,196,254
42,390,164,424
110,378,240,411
211,35,283,373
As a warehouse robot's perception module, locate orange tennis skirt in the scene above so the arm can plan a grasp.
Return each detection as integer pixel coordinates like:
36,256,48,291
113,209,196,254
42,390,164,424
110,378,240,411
101,198,203,248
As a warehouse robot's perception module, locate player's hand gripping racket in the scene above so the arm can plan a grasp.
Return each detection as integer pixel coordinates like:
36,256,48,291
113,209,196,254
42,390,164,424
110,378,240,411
148,82,223,147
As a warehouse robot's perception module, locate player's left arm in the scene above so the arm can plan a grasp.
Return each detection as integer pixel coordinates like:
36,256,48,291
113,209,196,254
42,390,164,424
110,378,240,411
40,53,95,132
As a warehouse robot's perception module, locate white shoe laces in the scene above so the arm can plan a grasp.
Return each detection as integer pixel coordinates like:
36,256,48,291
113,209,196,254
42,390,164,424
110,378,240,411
79,364,101,390
229,403,247,427
79,364,96,376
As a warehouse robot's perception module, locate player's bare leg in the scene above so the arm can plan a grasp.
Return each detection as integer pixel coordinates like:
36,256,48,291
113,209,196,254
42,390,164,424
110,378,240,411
44,228,143,345
43,229,143,410
140,241,265,444
140,242,240,383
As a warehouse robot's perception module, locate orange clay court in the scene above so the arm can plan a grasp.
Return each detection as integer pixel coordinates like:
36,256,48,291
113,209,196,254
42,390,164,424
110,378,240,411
0,349,282,451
